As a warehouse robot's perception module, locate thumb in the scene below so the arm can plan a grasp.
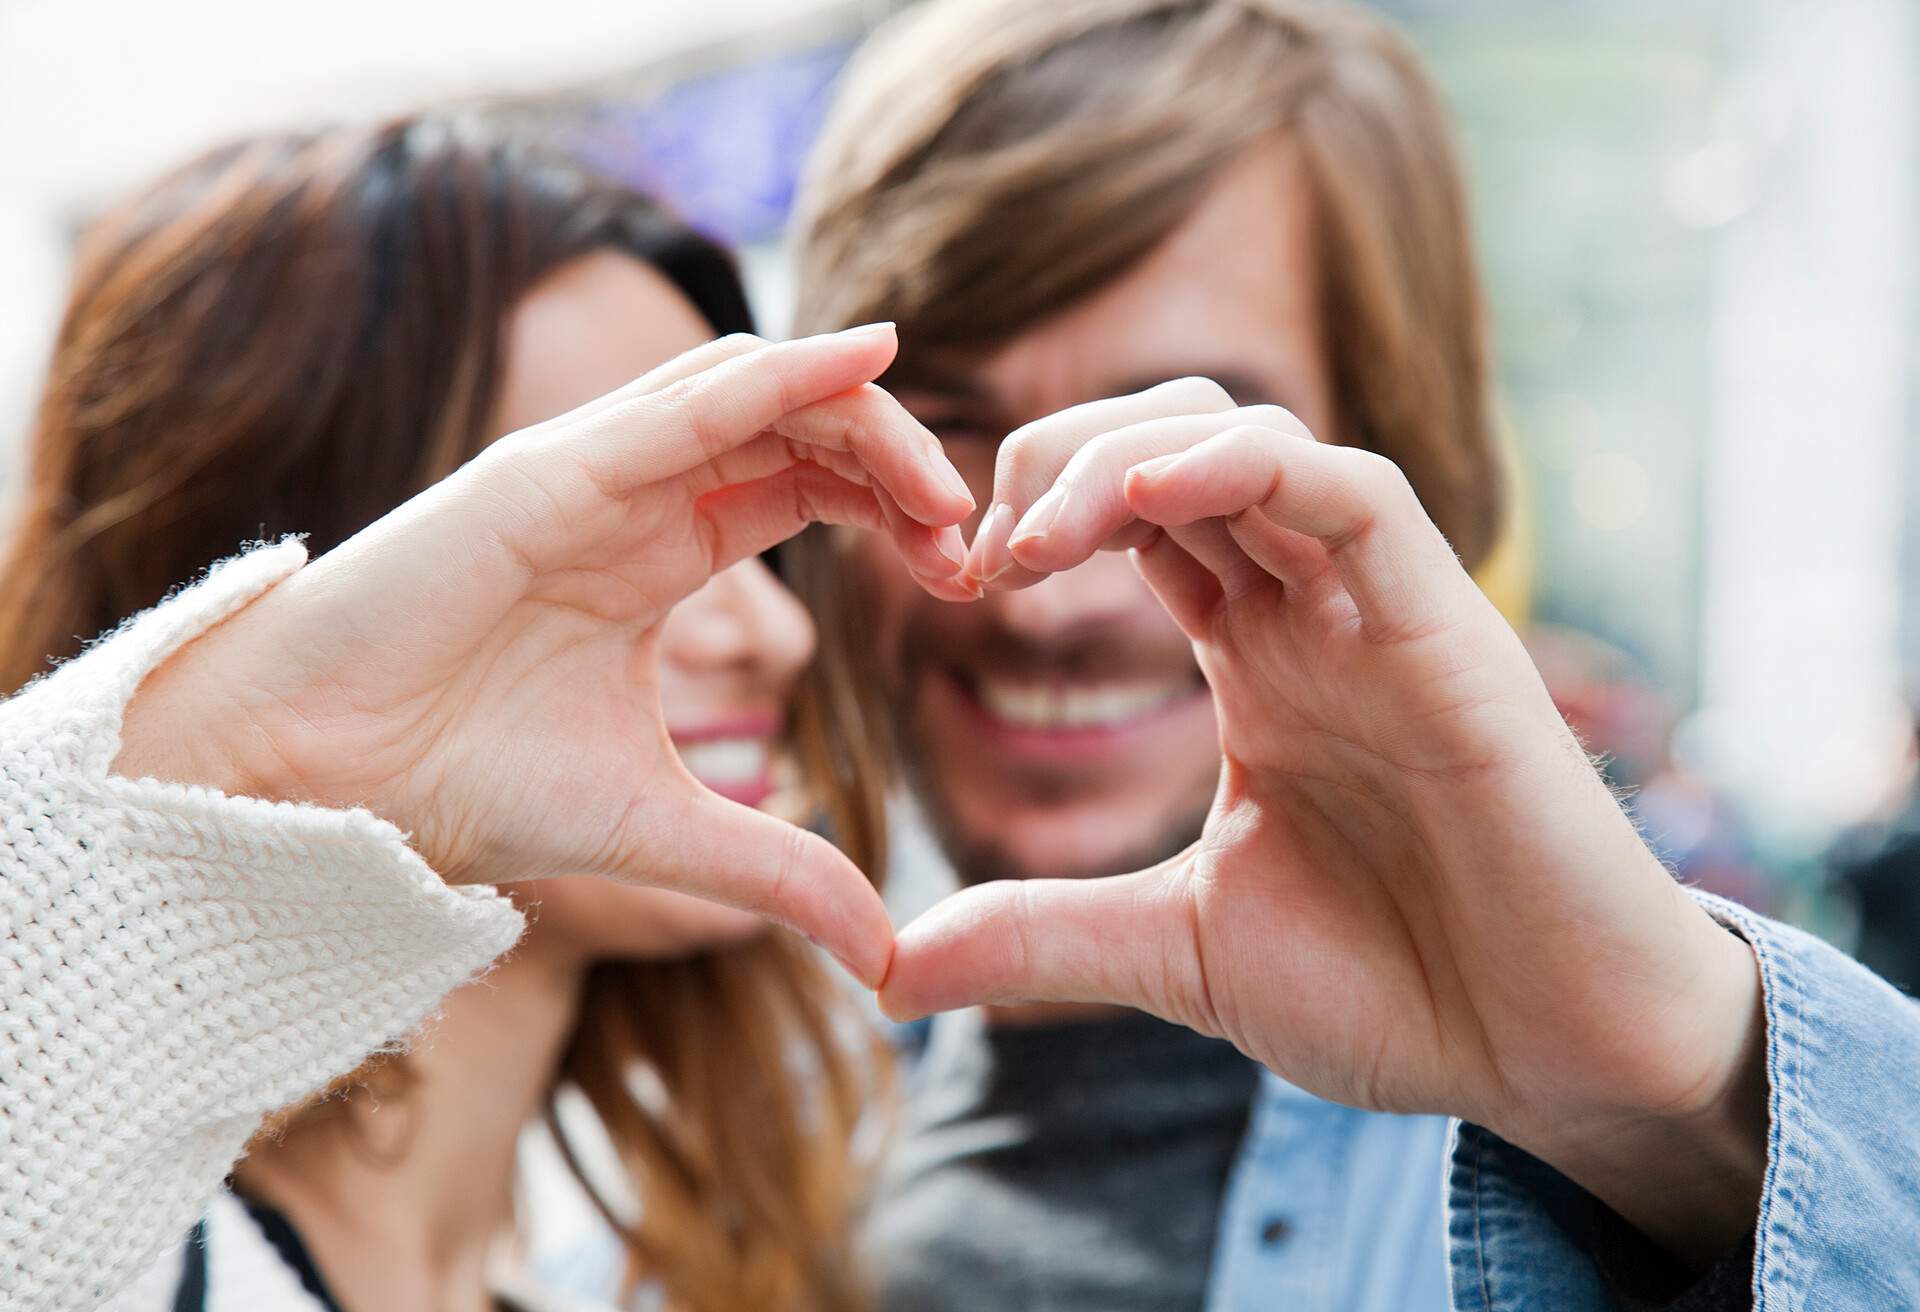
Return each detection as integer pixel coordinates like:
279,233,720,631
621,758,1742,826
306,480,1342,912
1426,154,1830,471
628,780,895,987
877,865,1202,1022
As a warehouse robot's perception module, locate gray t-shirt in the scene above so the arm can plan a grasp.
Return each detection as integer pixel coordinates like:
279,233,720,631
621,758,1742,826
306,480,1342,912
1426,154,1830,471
866,1008,1262,1311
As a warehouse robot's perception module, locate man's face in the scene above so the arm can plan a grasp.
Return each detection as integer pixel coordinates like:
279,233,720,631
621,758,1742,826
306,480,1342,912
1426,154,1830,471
861,139,1339,884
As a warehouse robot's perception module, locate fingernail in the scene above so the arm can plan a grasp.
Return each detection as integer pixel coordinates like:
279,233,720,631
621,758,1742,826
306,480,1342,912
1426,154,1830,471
1009,486,1066,548
878,995,928,1023
1128,451,1186,485
845,320,896,338
931,447,976,509
934,523,967,571
804,932,872,987
969,502,1015,583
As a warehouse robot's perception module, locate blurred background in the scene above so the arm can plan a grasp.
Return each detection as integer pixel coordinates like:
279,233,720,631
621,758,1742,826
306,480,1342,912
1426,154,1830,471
3,0,1917,961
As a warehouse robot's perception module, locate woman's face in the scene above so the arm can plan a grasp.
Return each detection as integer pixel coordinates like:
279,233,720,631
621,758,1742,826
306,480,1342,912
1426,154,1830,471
489,250,815,962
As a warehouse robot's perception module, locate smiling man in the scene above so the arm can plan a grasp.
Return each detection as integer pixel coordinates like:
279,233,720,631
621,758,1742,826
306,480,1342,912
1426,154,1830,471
798,0,1498,899
788,1,1510,1308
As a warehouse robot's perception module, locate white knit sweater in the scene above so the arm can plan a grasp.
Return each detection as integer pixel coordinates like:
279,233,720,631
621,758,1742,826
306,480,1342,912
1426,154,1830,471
102,1192,615,1312
0,544,526,1312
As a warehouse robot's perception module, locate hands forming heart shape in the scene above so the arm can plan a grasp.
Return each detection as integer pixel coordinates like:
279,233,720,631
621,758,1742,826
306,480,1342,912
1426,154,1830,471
120,325,961,988
119,326,1765,1260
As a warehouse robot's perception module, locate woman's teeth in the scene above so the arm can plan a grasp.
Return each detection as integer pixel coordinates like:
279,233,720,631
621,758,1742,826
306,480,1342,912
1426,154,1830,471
974,677,1195,730
678,739,772,784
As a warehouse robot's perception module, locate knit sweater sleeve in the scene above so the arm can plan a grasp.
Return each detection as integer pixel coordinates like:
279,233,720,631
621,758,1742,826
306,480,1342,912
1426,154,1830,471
0,542,527,1312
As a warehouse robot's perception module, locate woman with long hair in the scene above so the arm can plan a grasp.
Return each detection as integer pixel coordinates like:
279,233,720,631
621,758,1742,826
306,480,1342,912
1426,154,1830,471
0,113,905,1312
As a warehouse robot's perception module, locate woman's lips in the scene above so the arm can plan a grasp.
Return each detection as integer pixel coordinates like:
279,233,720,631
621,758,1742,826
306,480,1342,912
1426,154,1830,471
670,713,783,808
669,713,782,745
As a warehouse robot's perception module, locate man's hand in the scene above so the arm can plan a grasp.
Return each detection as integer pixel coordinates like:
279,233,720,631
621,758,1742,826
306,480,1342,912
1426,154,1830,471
882,379,1766,1262
118,326,976,988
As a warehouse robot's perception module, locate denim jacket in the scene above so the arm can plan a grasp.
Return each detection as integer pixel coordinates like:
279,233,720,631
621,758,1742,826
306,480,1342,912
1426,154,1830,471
538,892,1920,1309
1204,1071,1454,1308
1205,891,1920,1311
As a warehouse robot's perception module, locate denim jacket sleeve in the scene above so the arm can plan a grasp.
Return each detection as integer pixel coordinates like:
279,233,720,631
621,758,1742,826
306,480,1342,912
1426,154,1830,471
1446,890,1920,1312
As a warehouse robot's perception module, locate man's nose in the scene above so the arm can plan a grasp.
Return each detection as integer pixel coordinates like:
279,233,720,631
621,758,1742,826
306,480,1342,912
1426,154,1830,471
990,550,1151,640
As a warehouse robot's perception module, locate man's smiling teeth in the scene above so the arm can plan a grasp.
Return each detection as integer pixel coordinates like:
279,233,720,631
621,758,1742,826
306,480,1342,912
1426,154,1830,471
974,677,1194,730
678,739,771,784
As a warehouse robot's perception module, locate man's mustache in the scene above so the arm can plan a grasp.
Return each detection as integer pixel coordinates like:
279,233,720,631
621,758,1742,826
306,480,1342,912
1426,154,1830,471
894,613,1201,686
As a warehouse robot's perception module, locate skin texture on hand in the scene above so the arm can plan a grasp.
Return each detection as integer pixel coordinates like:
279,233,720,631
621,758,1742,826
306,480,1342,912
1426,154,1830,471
881,378,1767,1264
114,326,975,988
112,356,1766,1261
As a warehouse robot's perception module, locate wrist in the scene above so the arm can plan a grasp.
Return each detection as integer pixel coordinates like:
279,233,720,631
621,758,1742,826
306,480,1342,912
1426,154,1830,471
1514,911,1769,1265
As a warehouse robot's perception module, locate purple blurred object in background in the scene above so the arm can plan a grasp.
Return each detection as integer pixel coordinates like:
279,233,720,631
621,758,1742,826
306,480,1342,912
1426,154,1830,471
574,42,856,246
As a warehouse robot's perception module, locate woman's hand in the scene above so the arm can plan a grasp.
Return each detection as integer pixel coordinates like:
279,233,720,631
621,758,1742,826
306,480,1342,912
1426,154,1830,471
118,326,973,985
882,380,1767,1260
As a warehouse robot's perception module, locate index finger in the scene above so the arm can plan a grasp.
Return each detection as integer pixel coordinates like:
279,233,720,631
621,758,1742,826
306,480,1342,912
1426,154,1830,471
1125,432,1473,641
773,383,978,528
967,377,1237,586
515,331,772,438
534,324,911,495
1001,404,1311,576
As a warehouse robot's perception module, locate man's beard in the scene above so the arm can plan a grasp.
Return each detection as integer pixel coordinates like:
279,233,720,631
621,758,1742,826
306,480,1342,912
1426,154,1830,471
883,607,1215,887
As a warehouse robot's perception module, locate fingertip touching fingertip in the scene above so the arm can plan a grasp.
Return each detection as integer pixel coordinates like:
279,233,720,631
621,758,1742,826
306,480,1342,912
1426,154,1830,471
912,568,981,602
933,525,968,571
821,939,886,991
1006,538,1061,578
877,989,931,1024
968,502,1015,580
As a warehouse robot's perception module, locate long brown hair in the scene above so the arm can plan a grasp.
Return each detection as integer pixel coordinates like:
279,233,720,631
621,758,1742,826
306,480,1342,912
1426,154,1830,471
792,0,1503,570
0,113,882,1312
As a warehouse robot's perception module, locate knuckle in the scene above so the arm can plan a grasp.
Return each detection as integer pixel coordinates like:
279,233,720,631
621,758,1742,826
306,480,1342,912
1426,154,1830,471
993,425,1047,488
1367,450,1415,495
1010,881,1042,982
767,363,801,426
1218,422,1282,452
1346,449,1416,510
1158,375,1234,410
1346,446,1397,482
806,398,864,453
712,331,767,355
769,822,811,911
1210,427,1294,492
1235,403,1310,438
647,380,724,458
1064,428,1127,476
479,428,603,515
834,387,885,445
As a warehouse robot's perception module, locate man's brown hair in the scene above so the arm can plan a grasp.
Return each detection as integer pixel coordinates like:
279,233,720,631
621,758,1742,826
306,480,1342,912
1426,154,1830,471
792,0,1502,566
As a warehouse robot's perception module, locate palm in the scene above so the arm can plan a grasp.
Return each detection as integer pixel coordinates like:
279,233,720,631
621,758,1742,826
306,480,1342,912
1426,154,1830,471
1168,567,1539,1121
1192,535,1752,1133
129,328,972,984
889,383,1754,1147
344,449,913,882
